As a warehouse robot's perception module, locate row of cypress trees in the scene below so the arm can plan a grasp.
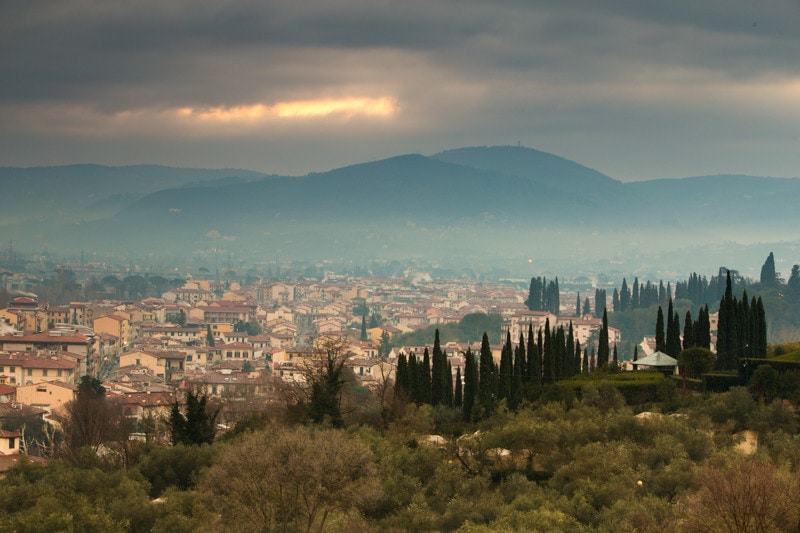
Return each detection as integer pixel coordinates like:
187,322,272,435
395,318,613,421
654,300,712,358
716,272,767,369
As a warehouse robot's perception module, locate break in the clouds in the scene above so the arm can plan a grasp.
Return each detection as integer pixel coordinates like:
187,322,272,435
1,0,800,179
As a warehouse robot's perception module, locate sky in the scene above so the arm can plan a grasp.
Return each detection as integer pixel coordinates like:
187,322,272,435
2,0,800,181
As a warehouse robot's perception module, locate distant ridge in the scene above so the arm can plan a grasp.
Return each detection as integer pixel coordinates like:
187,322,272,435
2,146,799,273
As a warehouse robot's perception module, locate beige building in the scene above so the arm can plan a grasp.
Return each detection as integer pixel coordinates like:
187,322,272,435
16,380,76,412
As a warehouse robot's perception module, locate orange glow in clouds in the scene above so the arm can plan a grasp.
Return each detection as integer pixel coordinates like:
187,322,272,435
178,97,397,121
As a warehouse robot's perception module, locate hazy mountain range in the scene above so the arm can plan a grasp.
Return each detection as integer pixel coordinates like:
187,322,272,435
2,146,798,277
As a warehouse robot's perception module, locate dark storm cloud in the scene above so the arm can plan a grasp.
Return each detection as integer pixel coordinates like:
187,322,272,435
1,0,800,178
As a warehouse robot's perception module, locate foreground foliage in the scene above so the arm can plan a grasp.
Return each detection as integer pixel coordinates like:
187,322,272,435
3,385,800,532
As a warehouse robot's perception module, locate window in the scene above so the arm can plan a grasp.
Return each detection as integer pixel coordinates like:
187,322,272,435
27,369,32,376
42,369,48,377
9,366,14,373
226,351,232,358
9,438,15,449
0,366,4,372
57,369,63,377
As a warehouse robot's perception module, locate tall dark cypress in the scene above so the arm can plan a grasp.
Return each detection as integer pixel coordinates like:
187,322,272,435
454,366,463,408
420,348,432,404
512,333,525,406
462,349,476,421
582,346,589,373
756,296,767,358
554,325,565,381
655,306,665,353
576,293,582,316
666,307,682,357
542,319,554,382
612,288,620,313
478,333,495,416
431,329,444,405
632,277,640,309
528,323,542,387
408,354,421,404
683,311,694,350
620,278,630,312
598,309,609,368
444,361,454,407
498,331,513,402
566,322,575,378
395,353,409,398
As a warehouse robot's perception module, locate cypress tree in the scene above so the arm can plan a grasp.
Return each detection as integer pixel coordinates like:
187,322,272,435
566,322,575,378
620,278,630,312
633,344,638,362
454,366,463,408
612,344,618,366
683,311,694,350
542,319,554,383
512,333,525,406
574,340,582,377
582,347,589,373
462,349,476,421
598,309,609,368
420,348,432,404
554,325,565,381
498,331,513,402
583,298,591,319
655,306,665,353
445,361,454,407
395,353,409,398
478,333,495,416
632,277,640,309
408,353,421,404
431,329,444,406
612,288,620,313
666,308,682,358
756,296,767,358
360,315,368,341
760,252,777,287
206,325,215,347
527,323,541,387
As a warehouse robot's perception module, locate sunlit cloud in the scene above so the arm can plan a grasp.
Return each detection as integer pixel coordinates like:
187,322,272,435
177,97,398,122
